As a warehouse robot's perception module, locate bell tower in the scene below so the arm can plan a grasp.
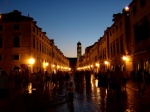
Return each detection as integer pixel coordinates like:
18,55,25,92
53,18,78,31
77,42,82,60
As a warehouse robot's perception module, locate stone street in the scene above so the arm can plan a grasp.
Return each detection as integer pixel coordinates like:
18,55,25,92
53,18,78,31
1,74,150,112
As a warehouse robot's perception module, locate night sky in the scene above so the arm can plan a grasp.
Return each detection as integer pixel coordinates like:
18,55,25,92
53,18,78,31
0,0,132,57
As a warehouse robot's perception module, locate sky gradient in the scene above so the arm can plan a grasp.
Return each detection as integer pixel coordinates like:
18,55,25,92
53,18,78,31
0,0,132,57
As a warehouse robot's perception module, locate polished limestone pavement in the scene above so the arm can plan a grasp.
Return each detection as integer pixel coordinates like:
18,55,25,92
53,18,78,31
0,75,150,112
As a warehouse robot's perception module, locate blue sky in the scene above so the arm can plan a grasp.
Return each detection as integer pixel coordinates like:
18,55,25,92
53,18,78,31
0,0,132,57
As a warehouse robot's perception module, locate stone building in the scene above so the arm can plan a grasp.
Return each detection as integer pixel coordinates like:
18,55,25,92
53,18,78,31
0,10,69,74
129,0,150,74
78,0,150,79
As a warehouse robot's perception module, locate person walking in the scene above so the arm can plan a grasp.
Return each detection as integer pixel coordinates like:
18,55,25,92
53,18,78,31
137,68,146,97
114,66,123,100
67,82,75,105
122,68,127,91
105,69,111,90
0,71,9,107
98,71,107,98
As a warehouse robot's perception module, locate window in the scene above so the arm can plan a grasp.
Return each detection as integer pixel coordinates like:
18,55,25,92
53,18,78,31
0,37,3,48
120,21,122,27
37,30,38,35
134,17,150,43
132,5,137,15
110,44,113,55
116,25,118,31
140,0,146,8
42,44,44,53
14,24,20,30
37,40,38,50
33,27,35,32
40,43,41,51
0,25,3,31
0,55,2,60
116,40,119,54
110,31,112,36
33,38,35,48
14,54,19,60
120,37,124,53
14,36,20,47
113,42,115,55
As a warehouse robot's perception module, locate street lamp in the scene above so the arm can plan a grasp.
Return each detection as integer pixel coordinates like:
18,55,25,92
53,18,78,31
28,58,35,73
44,62,49,71
28,58,35,93
104,61,109,65
122,56,127,61
104,61,109,71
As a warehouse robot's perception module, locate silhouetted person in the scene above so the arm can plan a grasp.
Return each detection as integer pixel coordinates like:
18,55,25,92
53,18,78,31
114,66,123,100
105,69,111,90
137,68,145,96
67,82,75,101
122,67,127,91
0,71,9,107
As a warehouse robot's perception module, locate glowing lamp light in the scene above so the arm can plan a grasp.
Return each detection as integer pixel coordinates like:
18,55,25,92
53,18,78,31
122,56,127,61
29,58,35,65
104,61,109,65
52,64,55,67
45,62,49,66
96,63,99,67
125,6,129,11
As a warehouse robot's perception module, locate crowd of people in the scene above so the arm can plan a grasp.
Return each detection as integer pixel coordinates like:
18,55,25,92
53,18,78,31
0,66,148,107
96,66,147,99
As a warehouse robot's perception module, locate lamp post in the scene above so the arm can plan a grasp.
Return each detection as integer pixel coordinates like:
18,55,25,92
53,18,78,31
45,62,49,71
122,56,128,70
29,58,35,72
28,58,35,81
104,61,109,71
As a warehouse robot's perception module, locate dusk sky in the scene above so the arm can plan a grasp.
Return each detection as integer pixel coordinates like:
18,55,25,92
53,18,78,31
0,0,132,57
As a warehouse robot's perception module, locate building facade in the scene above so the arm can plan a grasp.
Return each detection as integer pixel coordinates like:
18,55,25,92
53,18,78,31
77,0,150,79
0,10,69,74
129,0,150,74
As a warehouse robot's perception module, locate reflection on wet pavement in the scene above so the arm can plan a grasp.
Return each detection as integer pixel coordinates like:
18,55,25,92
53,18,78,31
47,74,150,112
1,74,150,112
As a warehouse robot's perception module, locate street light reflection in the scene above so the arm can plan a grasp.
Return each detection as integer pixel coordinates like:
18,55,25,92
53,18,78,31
28,83,32,94
27,83,36,94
